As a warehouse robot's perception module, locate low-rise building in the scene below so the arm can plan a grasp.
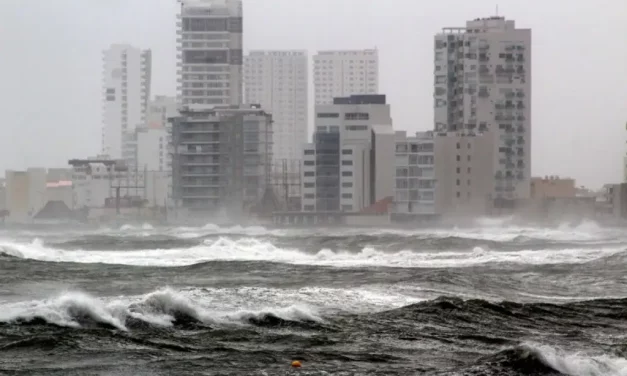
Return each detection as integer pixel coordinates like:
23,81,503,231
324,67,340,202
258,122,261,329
3,168,47,223
530,176,576,199
69,157,169,211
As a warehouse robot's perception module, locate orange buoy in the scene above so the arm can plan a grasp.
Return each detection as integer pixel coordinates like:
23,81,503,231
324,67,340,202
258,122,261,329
291,360,302,368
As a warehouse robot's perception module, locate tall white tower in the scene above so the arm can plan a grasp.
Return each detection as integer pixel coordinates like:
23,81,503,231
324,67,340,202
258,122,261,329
313,49,379,105
244,50,308,165
177,0,243,106
434,17,531,200
102,44,151,160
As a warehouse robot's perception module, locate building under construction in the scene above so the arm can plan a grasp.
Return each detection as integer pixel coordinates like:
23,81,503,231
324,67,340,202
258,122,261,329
169,104,275,218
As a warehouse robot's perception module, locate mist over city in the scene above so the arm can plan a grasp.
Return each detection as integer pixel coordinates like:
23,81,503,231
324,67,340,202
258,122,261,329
0,0,626,375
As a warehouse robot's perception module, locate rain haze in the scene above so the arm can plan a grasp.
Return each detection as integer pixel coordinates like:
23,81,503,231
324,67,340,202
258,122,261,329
0,0,625,188
4,2,627,374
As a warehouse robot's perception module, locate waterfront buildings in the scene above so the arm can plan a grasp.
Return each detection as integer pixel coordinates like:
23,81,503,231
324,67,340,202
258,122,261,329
434,16,531,201
244,50,308,165
169,105,273,215
313,49,379,105
177,0,243,106
102,44,152,161
301,94,393,212
393,131,437,217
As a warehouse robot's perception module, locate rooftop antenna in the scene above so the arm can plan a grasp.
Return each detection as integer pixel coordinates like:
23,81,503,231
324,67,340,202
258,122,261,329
495,4,499,16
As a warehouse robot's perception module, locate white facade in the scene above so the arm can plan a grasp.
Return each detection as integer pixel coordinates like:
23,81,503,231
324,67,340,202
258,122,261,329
244,50,308,165
393,131,437,215
434,16,531,200
177,0,243,106
70,157,169,209
146,96,179,128
302,95,393,212
102,44,151,161
313,49,379,105
136,127,169,172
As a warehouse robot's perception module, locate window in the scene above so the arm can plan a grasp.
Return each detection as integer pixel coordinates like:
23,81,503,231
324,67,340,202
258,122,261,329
456,179,460,186
317,112,339,118
341,193,353,199
304,149,315,155
456,192,461,198
467,155,471,161
341,205,353,211
344,112,369,120
304,161,315,166
304,172,315,177
342,182,353,188
342,171,353,177
345,125,368,131
468,143,471,149
467,167,471,173
456,155,461,162
304,182,315,188
456,143,460,149
456,167,460,174
342,149,352,155
304,194,315,199
341,160,353,166
304,205,315,211
467,180,471,186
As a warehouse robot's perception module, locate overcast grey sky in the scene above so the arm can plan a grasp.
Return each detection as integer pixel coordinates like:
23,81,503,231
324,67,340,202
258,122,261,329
0,0,625,188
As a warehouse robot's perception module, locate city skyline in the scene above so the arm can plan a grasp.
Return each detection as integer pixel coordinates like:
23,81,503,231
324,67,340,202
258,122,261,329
0,0,625,189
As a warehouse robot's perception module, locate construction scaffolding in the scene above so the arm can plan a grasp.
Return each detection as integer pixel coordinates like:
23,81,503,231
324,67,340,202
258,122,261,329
269,159,302,212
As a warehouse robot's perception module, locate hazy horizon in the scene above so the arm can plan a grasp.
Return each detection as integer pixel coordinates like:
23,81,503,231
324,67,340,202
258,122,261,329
0,0,625,189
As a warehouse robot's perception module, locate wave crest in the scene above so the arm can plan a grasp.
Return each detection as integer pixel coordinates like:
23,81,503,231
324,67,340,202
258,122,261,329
0,288,324,331
481,343,627,376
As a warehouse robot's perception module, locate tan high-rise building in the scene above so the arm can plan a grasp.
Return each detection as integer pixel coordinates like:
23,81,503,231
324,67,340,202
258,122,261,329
434,17,531,203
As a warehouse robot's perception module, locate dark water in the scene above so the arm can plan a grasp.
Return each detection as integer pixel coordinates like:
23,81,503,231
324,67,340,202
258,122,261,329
0,221,626,375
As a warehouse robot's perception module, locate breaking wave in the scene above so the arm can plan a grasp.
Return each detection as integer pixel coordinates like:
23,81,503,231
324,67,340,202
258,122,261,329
478,342,627,376
0,288,325,331
0,236,624,268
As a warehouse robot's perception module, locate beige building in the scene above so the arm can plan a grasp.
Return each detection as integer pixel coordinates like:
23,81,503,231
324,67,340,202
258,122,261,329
434,132,495,217
530,176,576,199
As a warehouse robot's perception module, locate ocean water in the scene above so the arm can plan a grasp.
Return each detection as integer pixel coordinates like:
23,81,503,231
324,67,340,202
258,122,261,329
1,219,627,375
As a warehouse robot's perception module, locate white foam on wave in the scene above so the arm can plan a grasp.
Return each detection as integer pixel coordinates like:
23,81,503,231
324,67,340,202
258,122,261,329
0,236,623,268
0,287,331,330
521,342,627,376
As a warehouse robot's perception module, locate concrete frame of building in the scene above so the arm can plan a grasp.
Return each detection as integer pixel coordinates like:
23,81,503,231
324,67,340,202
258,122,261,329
169,104,273,216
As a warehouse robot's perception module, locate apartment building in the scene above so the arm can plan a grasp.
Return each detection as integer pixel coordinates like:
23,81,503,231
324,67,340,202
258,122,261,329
102,44,151,160
177,0,243,106
393,131,437,216
434,17,531,201
244,50,308,165
301,94,393,212
434,132,495,216
169,105,272,214
313,49,379,105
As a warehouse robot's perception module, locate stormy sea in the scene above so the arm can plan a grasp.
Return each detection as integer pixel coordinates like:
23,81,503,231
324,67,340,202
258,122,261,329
1,219,627,375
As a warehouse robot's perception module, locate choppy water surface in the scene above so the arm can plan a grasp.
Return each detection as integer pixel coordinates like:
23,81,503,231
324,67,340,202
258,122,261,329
1,219,627,375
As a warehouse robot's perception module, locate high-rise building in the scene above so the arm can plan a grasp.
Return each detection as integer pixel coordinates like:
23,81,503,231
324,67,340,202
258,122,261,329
434,16,531,201
169,105,272,214
313,49,379,105
302,95,393,212
102,44,151,160
244,50,308,165
177,0,243,106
